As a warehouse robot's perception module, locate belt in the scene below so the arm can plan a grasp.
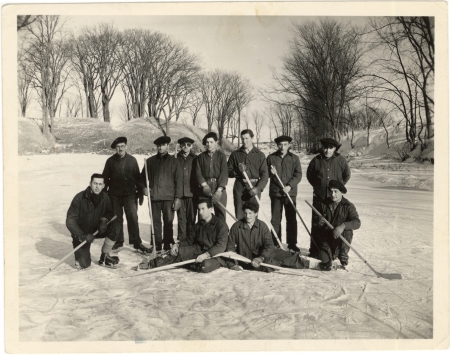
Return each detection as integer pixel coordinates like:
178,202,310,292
237,178,259,184
207,178,217,182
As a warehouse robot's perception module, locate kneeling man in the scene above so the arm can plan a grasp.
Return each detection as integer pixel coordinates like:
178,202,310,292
66,174,119,269
226,201,313,272
139,198,228,273
314,180,361,271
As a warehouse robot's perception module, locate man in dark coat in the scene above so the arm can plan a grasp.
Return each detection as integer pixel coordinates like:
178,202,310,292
196,132,228,220
227,129,269,220
102,136,151,254
306,138,351,258
66,174,119,269
314,180,361,271
226,202,312,272
139,198,229,273
266,135,302,251
141,136,182,251
176,137,198,241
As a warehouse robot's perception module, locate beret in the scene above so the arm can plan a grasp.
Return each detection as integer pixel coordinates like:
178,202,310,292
154,136,171,145
202,132,218,145
275,135,292,144
178,137,195,145
328,180,347,194
111,136,127,149
320,137,341,148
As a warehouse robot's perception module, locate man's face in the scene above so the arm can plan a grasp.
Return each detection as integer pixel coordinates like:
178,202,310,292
205,138,216,151
243,209,257,224
198,202,212,221
180,142,192,154
329,187,342,202
322,144,336,158
157,143,169,154
115,143,127,157
278,142,290,154
90,178,105,195
241,134,253,149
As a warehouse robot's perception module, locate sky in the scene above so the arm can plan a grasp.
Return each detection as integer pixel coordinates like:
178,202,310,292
23,15,370,141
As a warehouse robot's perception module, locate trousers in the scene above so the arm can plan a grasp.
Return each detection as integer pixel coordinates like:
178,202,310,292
233,181,261,220
109,194,141,245
151,200,174,250
177,197,196,241
309,195,322,258
319,233,353,267
270,196,298,246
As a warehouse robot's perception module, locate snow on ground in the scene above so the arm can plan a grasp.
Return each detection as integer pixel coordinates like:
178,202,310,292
18,153,433,341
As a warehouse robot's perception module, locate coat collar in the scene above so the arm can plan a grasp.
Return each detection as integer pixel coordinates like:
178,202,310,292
177,151,196,159
238,146,260,154
113,152,128,161
83,187,106,201
238,218,261,230
317,152,340,160
200,214,219,226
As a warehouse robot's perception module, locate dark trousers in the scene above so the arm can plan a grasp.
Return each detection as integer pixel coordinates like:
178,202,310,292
233,181,261,220
309,195,323,258
177,197,196,241
270,196,298,246
212,190,227,220
318,233,353,267
177,243,223,273
110,194,141,245
151,200,174,250
266,249,309,269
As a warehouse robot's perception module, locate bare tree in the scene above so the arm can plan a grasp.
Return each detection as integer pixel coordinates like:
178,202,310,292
252,111,264,148
186,90,203,126
17,54,33,117
200,71,220,132
17,15,40,31
234,77,253,146
64,97,82,117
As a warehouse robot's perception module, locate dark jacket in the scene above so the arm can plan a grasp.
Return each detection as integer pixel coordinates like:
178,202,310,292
267,150,302,197
196,149,228,193
227,219,275,261
179,215,229,257
314,197,361,239
102,153,143,196
141,153,182,201
227,146,269,191
306,153,351,200
177,151,197,198
66,187,114,237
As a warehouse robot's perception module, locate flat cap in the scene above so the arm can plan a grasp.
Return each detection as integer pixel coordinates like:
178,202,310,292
320,137,341,148
178,137,195,144
111,136,127,149
328,180,347,194
154,136,171,145
275,135,292,144
202,132,218,145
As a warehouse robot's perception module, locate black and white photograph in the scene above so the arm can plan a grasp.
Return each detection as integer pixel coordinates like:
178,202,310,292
3,1,448,352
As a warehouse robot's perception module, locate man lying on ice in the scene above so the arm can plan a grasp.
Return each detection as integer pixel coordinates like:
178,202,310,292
138,198,229,273
225,201,317,272
66,173,119,269
314,180,361,271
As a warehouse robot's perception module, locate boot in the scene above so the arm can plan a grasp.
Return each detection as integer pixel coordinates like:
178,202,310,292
288,244,301,253
134,243,153,254
112,241,123,251
98,253,120,268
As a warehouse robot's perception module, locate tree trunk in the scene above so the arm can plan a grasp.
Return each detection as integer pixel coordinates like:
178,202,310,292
350,127,355,149
237,110,241,146
102,97,110,122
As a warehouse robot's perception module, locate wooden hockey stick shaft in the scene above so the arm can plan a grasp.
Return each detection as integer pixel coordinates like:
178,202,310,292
144,157,157,260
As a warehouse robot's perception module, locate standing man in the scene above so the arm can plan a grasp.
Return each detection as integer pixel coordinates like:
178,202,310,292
196,132,228,220
139,198,229,273
227,129,269,220
314,180,361,271
176,137,198,241
306,138,351,258
66,174,119,269
102,137,151,254
266,135,302,252
141,136,182,252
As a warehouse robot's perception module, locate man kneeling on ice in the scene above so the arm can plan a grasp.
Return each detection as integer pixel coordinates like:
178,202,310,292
139,198,229,273
226,201,315,272
314,180,361,271
66,174,119,269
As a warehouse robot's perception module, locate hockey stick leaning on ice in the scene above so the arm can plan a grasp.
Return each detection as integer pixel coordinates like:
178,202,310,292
26,215,118,286
305,200,402,280
144,157,157,261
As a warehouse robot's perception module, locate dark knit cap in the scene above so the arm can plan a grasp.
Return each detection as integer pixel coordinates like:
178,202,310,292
320,137,341,148
154,136,171,145
111,136,127,149
328,180,347,194
275,135,292,144
178,137,194,144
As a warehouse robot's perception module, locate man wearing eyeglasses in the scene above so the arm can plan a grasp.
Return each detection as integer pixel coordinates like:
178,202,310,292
306,138,351,259
176,137,198,241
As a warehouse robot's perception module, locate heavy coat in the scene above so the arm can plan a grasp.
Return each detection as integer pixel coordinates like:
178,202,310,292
66,187,114,237
196,149,228,194
141,153,182,201
267,150,302,197
176,151,198,198
102,153,143,196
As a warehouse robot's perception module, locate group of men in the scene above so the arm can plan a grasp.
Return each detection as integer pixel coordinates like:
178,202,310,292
66,128,360,273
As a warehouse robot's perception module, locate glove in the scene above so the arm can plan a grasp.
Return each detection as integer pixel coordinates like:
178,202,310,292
238,163,247,174
202,184,212,196
98,218,108,234
212,189,222,203
333,223,346,239
248,187,260,197
230,265,243,271
251,257,264,268
269,165,277,175
81,233,95,244
317,217,327,228
196,252,210,263
138,194,144,206
171,243,179,256
172,198,181,211
282,185,292,194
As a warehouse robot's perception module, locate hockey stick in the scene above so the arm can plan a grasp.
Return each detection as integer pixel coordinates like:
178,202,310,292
28,215,117,285
239,164,286,250
305,200,402,280
144,157,157,260
215,201,238,222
